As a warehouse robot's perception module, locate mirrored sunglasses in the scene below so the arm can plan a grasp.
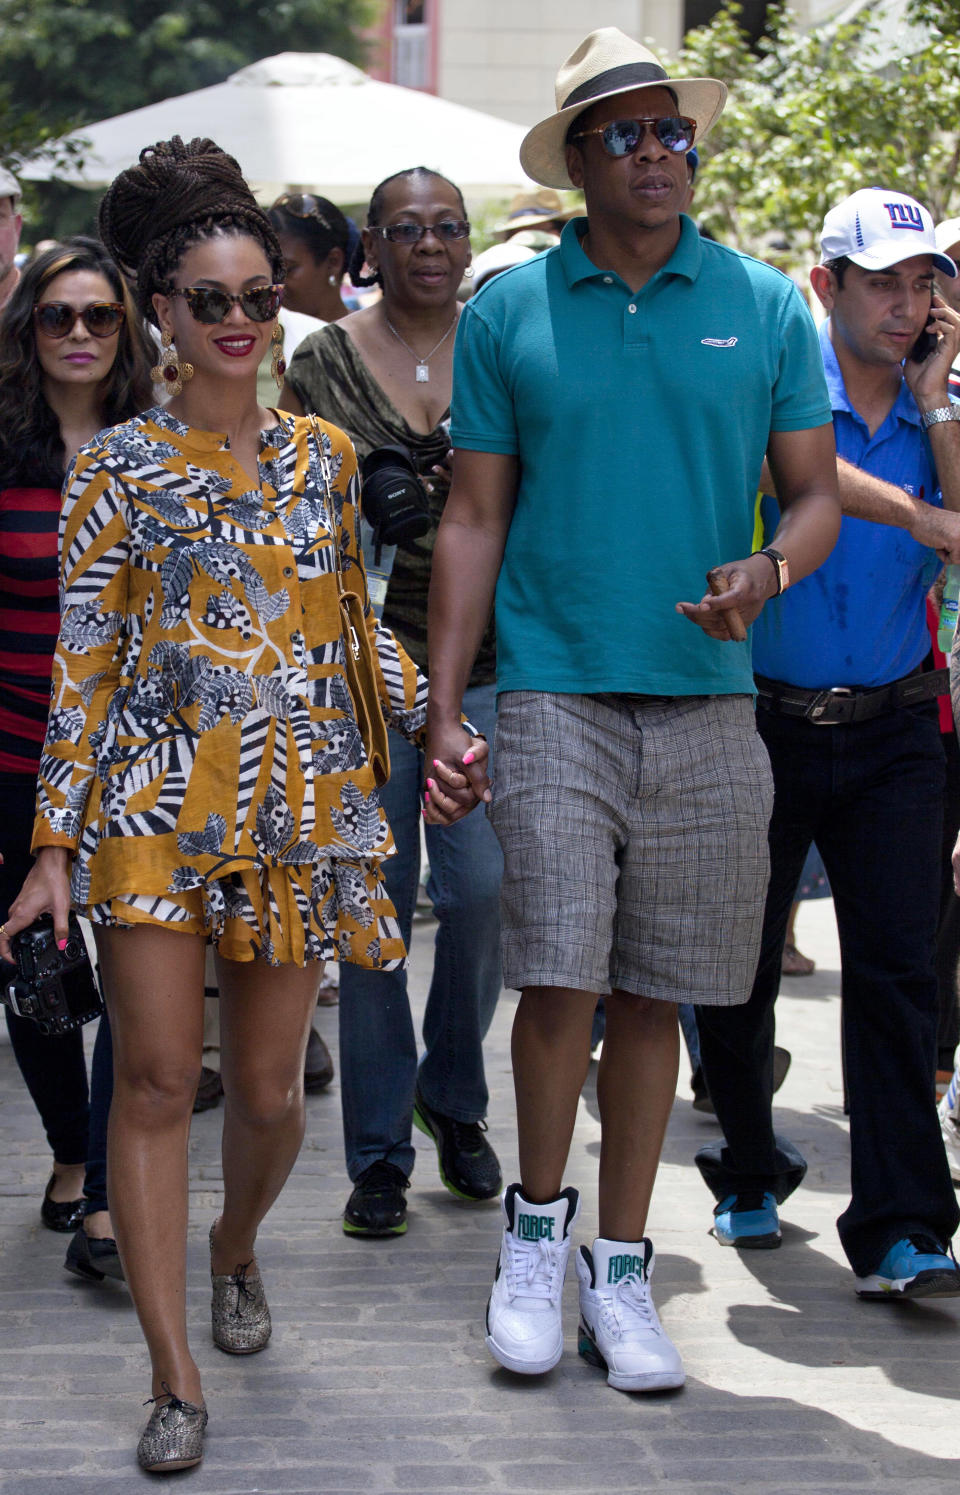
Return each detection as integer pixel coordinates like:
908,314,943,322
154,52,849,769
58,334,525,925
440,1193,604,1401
572,116,697,157
169,285,284,324
34,301,126,339
272,193,332,230
375,220,471,245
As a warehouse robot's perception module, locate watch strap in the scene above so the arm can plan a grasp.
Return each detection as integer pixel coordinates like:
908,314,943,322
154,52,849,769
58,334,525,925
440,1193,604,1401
754,547,788,595
921,405,960,429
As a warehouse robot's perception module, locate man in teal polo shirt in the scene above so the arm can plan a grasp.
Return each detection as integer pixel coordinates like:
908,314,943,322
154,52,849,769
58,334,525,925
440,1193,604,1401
424,27,840,1393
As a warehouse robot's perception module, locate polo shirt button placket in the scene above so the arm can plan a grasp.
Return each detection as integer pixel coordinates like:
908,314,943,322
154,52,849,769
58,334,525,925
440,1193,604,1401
624,300,644,349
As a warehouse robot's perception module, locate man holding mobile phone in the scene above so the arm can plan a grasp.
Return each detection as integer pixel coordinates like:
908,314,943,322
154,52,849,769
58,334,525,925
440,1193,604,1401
696,187,960,1299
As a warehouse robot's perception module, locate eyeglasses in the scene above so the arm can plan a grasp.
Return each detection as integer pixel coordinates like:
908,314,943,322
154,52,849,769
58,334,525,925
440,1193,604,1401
168,285,284,324
34,301,126,339
571,116,697,157
374,220,471,245
272,193,333,230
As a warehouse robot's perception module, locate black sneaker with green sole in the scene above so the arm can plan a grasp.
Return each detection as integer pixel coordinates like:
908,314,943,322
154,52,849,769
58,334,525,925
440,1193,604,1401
343,1161,410,1236
413,1086,502,1201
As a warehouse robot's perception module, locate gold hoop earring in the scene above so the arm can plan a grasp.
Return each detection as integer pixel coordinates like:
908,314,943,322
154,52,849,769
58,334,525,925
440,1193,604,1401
150,330,193,397
271,322,286,390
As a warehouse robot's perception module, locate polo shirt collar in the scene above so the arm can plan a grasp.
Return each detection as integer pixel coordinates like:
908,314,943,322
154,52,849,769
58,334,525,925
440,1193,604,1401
560,212,702,289
819,317,922,428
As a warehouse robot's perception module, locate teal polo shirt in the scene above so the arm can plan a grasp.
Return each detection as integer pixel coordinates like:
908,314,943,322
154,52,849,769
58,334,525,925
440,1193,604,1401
450,215,832,697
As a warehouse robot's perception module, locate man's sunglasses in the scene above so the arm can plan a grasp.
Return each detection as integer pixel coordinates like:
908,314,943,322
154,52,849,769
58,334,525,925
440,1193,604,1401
34,301,126,339
272,193,333,230
374,220,471,245
168,285,284,324
571,116,697,157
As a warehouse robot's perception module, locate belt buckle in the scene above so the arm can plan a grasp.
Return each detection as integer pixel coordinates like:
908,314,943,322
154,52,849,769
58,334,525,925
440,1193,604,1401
808,685,852,723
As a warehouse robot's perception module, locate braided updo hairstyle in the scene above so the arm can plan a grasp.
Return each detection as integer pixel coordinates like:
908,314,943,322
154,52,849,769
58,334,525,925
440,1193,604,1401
98,136,285,325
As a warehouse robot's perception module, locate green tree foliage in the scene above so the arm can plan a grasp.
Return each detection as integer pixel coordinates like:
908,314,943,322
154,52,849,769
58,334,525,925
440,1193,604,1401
675,0,960,263
0,0,374,167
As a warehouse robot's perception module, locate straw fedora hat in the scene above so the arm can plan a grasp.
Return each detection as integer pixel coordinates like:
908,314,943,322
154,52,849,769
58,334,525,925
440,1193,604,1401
494,188,576,237
520,28,727,190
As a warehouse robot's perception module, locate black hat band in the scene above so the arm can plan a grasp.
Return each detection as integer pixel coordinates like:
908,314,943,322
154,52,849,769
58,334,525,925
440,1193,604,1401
561,61,669,111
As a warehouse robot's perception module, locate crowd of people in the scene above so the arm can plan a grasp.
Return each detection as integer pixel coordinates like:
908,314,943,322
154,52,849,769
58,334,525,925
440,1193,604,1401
1,20,959,1476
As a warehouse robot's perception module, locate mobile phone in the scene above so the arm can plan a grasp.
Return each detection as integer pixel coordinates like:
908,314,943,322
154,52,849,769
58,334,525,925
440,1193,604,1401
909,324,938,363
910,290,938,363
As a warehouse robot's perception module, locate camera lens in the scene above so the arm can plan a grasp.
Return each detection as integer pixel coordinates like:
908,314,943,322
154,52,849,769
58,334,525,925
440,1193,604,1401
361,445,432,548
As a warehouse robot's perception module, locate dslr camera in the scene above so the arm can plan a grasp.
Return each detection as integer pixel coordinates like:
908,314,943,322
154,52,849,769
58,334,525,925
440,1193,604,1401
360,444,432,562
1,912,103,1035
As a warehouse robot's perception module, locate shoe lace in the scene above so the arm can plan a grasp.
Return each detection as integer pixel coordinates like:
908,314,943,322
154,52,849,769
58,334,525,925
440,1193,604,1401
143,1381,203,1419
598,1273,659,1341
227,1259,257,1319
906,1232,957,1263
450,1117,489,1154
357,1160,410,1194
505,1233,565,1303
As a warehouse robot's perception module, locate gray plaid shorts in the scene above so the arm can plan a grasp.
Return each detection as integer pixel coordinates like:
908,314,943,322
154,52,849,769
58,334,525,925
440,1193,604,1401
489,691,773,1005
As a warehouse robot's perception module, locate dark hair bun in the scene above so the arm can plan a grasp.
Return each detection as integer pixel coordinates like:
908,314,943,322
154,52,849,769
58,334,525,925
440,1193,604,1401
97,135,284,325
99,136,259,275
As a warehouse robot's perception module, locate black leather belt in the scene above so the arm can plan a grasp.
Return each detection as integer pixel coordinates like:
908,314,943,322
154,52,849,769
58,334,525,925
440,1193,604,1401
755,669,948,725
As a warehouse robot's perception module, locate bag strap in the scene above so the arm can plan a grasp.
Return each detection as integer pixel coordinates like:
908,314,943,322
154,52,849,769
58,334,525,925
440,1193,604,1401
307,414,347,596
307,414,363,665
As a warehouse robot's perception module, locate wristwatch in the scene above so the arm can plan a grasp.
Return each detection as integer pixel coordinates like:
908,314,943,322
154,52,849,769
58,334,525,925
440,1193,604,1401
921,405,960,429
755,547,789,595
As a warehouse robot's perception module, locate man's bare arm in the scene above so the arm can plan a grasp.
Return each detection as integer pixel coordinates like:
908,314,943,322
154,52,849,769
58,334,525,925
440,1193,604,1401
760,454,960,561
426,448,519,754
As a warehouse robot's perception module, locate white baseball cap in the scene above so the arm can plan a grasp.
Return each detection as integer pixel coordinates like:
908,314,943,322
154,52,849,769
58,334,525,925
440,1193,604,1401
820,187,957,278
935,217,960,261
0,166,21,204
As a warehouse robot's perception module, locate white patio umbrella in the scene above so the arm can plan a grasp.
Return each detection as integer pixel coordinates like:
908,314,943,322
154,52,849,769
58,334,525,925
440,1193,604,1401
19,52,535,202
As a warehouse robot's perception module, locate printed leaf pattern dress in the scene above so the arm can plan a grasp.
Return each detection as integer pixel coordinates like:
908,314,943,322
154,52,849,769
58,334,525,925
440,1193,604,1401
31,406,428,968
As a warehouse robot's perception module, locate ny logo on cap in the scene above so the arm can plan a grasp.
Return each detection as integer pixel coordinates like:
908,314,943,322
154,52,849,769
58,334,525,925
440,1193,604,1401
883,201,924,232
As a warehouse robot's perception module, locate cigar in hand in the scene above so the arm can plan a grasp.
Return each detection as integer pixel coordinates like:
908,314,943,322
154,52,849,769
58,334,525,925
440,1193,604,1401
706,567,747,642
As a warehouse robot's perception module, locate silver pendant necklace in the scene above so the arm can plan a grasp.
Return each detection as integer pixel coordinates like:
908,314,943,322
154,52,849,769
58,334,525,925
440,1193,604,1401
384,312,457,383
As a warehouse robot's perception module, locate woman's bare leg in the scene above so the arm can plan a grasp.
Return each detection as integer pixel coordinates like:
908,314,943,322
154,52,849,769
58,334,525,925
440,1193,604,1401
211,956,321,1272
94,926,207,1402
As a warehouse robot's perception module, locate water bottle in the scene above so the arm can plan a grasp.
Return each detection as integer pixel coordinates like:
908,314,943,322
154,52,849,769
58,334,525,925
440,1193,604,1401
938,565,960,655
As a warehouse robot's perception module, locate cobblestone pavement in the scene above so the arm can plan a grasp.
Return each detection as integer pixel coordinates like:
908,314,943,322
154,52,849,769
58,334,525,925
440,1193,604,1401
1,898,958,1493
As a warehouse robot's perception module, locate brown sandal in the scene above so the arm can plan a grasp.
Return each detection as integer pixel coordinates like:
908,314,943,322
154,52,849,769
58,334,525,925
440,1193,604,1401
781,942,815,976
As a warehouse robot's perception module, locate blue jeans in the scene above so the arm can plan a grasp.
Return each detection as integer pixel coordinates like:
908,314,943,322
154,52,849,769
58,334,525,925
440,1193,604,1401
696,700,960,1276
338,684,503,1181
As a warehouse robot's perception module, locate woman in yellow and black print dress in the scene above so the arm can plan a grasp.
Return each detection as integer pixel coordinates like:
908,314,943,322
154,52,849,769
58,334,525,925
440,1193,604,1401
0,137,489,1476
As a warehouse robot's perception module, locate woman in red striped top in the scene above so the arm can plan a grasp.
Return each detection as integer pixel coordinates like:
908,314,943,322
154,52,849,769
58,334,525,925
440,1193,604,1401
0,237,152,1271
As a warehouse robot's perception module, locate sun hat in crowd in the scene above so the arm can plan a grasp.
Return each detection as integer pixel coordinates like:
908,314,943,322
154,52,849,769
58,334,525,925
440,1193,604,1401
0,166,21,204
935,216,960,263
471,240,537,290
495,188,575,236
519,28,727,190
820,187,957,278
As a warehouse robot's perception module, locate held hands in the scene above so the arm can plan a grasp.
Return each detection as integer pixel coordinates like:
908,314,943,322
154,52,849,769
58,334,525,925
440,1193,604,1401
675,553,777,640
0,846,72,964
422,724,492,825
904,294,960,403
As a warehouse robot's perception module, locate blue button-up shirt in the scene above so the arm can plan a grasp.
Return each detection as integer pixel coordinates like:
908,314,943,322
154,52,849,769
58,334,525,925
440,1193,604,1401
753,319,941,688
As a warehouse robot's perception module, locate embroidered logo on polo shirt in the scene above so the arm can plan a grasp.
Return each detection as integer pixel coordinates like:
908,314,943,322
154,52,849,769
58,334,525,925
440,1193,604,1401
701,337,738,347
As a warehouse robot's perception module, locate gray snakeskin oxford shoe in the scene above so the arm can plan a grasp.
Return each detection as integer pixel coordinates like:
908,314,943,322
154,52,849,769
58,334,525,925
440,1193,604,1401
136,1383,208,1472
209,1221,272,1354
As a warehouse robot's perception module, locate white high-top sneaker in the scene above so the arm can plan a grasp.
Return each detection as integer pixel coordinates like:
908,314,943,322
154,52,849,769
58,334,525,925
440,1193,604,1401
576,1236,685,1392
484,1184,580,1374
